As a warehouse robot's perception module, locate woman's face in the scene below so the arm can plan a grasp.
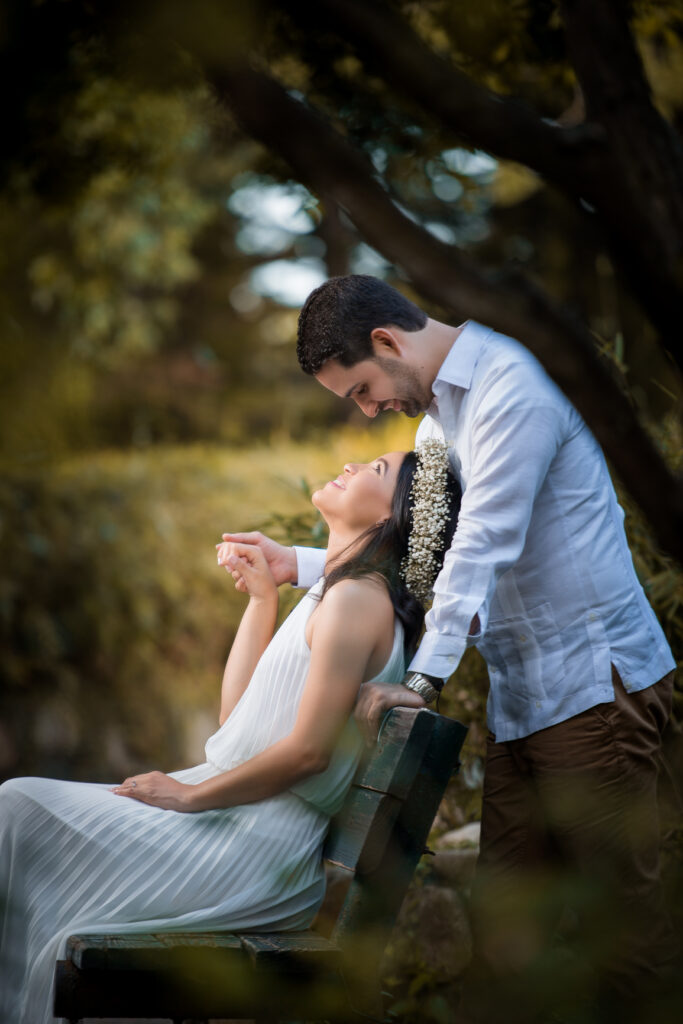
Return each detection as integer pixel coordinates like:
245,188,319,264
313,451,406,532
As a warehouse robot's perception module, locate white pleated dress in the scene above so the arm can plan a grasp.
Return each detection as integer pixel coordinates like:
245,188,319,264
0,580,405,1024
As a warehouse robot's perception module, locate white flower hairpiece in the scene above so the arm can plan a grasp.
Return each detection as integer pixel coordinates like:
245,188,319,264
400,439,451,604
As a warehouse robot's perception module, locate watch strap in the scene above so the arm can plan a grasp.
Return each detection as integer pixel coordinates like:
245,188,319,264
403,672,441,704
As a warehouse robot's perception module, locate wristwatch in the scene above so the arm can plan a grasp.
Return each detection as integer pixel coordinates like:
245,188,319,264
402,672,444,704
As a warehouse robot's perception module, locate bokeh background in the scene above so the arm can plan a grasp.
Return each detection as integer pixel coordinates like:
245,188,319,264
1,2,682,1020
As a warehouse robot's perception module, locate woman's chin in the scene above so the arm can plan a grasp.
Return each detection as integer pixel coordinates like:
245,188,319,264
311,491,334,531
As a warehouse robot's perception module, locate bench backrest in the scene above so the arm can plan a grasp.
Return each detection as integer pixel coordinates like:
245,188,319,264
323,707,467,1000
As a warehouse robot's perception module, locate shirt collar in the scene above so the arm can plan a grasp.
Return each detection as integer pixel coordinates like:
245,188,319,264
432,320,493,394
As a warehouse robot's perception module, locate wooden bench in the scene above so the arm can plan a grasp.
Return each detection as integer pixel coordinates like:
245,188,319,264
54,706,468,1023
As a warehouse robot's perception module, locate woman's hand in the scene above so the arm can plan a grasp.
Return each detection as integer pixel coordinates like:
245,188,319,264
111,771,195,812
216,540,278,602
217,532,297,592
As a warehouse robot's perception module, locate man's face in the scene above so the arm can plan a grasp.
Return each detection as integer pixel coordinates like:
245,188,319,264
315,355,432,419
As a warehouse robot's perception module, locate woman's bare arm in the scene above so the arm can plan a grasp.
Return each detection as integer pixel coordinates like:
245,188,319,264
114,578,394,811
215,542,278,725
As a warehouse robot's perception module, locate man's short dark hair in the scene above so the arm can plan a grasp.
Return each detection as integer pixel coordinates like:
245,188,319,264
297,274,427,375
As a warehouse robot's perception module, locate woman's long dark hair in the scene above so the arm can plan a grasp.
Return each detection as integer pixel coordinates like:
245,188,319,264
321,451,462,660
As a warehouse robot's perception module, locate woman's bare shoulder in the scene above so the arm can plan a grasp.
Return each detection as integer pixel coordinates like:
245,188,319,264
321,574,392,603
316,575,394,627
306,576,396,676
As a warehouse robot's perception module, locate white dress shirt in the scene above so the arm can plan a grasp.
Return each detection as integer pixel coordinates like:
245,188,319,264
295,321,674,741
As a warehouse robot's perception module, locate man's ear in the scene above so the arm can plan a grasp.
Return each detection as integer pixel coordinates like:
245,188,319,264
370,326,403,358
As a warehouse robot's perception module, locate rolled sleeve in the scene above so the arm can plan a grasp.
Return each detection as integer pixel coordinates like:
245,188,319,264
409,629,467,678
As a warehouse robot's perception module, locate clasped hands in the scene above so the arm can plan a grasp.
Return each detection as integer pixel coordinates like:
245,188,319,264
215,532,284,602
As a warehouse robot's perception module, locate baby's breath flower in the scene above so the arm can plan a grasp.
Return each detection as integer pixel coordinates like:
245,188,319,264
400,439,451,604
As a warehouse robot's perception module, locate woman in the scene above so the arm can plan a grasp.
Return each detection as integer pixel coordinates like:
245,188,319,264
0,441,460,1023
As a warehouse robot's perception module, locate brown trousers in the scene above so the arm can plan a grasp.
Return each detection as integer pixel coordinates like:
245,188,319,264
462,668,677,1021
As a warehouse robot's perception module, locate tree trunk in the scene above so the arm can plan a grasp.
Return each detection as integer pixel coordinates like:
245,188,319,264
561,0,683,367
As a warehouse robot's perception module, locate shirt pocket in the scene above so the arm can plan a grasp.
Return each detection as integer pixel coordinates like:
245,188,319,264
557,607,612,692
480,601,565,702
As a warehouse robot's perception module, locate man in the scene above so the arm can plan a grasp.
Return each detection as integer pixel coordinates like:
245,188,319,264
224,274,676,1017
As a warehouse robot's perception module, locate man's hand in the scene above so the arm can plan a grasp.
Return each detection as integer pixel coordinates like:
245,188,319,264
217,532,297,592
354,682,426,746
111,771,194,812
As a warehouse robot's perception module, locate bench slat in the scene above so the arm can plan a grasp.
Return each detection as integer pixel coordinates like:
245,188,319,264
352,704,434,797
324,788,401,872
239,931,342,973
67,931,243,971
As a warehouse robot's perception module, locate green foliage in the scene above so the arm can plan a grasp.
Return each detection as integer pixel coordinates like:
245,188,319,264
259,476,329,547
0,442,330,780
24,69,228,364
1,447,230,778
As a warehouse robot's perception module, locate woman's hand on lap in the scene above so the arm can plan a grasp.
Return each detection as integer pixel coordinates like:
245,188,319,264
112,772,195,812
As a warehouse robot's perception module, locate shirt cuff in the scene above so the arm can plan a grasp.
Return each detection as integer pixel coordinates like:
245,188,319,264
293,546,326,589
408,630,468,681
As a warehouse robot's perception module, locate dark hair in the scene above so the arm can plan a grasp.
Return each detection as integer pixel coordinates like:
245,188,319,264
297,275,427,375
322,451,461,660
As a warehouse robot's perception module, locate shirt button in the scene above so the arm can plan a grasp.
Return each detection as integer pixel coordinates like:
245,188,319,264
588,613,597,622
519,634,527,642
535,701,542,708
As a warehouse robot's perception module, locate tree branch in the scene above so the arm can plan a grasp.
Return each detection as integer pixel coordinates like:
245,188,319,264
560,0,683,367
280,0,600,193
279,0,683,370
217,65,683,563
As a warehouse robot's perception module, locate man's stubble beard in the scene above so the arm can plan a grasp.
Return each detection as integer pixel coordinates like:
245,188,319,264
374,356,432,418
